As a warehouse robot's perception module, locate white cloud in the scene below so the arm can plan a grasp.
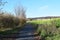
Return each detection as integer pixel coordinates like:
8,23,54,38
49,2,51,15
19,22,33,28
40,5,48,10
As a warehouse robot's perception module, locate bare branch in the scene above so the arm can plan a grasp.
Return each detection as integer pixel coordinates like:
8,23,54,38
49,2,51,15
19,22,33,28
14,5,26,25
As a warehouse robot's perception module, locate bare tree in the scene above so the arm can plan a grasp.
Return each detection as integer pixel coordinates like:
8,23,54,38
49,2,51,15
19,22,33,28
14,5,26,25
0,0,7,13
0,0,7,6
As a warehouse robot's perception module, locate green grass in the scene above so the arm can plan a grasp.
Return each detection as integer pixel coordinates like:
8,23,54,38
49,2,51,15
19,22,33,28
30,18,60,40
29,19,53,24
30,18,60,27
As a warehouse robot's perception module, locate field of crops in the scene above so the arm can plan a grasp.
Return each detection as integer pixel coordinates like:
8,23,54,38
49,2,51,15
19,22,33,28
30,18,60,27
30,18,60,40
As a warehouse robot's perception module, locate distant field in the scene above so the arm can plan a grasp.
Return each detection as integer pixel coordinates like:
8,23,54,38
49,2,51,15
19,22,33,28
30,19,52,24
29,18,60,27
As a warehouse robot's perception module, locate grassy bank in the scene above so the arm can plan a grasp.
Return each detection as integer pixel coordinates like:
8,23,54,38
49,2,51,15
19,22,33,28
30,18,60,40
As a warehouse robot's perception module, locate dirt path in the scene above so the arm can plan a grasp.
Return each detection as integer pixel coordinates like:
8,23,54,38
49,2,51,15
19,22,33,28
0,23,40,40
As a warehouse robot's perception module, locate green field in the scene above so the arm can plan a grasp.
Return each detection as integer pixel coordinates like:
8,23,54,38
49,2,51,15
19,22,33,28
30,18,60,27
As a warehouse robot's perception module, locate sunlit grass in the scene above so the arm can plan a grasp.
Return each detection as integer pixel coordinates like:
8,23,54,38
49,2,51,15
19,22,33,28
30,19,52,24
30,18,60,24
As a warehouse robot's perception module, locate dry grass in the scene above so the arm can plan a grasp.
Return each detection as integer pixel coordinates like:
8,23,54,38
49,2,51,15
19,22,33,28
0,12,26,31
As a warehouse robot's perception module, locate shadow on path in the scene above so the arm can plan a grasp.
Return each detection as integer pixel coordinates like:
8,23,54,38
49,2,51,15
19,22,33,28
0,23,40,40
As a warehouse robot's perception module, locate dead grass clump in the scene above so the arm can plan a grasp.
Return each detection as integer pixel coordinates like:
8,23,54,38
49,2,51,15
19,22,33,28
0,12,21,31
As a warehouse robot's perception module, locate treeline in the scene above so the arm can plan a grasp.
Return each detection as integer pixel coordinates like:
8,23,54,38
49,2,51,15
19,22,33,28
28,16,60,21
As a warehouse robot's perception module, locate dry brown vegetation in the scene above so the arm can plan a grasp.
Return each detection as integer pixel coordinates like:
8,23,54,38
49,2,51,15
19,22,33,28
0,6,26,31
0,13,20,31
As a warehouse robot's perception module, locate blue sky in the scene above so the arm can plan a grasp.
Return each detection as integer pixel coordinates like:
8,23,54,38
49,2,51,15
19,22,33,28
1,0,60,18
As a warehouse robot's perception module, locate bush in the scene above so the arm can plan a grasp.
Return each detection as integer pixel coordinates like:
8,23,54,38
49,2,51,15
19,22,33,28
14,6,27,27
0,12,26,32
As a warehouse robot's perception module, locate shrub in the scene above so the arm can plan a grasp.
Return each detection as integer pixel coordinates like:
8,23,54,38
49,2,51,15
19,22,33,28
14,5,26,26
0,12,26,31
1,14,13,27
